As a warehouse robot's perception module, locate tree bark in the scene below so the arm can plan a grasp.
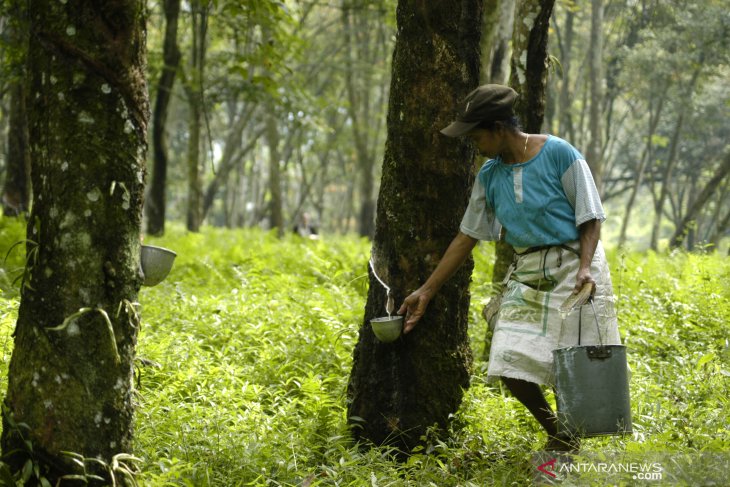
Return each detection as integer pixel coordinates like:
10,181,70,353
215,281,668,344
347,0,483,452
1,1,148,484
146,0,182,236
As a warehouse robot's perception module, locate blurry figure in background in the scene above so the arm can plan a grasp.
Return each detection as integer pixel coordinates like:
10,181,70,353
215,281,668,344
293,212,319,240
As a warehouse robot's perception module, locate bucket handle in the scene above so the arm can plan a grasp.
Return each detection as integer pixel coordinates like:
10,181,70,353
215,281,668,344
578,297,604,348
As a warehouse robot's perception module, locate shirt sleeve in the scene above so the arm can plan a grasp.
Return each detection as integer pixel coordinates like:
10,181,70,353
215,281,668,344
560,158,606,226
460,176,502,240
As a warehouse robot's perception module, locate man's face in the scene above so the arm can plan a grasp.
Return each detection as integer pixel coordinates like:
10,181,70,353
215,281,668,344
466,128,500,158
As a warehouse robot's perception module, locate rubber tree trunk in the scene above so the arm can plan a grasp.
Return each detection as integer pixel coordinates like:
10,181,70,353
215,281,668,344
1,1,148,484
146,0,182,236
483,0,554,356
347,0,482,452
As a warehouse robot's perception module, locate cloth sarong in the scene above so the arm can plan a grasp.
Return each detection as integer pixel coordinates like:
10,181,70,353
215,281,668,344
486,240,620,386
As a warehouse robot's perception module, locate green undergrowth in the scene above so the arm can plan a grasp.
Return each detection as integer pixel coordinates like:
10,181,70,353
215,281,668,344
0,218,728,486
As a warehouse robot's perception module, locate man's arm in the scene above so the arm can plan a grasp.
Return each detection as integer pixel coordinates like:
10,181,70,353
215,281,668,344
398,232,478,333
574,219,601,293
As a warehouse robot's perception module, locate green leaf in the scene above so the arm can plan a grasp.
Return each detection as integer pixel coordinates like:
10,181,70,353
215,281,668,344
20,460,32,483
695,352,715,370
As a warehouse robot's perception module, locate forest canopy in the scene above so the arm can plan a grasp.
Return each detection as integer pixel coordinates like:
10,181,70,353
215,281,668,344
1,0,726,250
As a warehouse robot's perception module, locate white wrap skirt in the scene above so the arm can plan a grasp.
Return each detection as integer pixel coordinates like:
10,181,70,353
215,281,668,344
486,240,621,386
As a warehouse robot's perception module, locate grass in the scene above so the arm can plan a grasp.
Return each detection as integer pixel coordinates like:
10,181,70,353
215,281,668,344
0,218,728,485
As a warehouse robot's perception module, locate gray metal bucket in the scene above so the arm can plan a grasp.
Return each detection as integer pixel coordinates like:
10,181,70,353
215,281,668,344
553,344,632,437
553,297,632,437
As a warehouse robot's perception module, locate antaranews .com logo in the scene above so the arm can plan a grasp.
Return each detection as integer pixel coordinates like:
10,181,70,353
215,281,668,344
536,457,663,481
531,452,728,485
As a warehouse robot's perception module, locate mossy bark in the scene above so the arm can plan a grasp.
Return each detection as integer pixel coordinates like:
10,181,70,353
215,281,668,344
1,1,148,484
347,0,482,452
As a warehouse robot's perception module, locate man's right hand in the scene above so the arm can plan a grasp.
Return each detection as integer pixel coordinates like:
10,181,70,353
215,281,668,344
398,287,434,333
395,232,478,335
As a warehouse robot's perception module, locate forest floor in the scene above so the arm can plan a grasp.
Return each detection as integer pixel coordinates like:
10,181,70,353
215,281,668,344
0,219,728,486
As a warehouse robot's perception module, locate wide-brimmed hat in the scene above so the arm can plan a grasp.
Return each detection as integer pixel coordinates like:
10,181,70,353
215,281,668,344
441,84,518,137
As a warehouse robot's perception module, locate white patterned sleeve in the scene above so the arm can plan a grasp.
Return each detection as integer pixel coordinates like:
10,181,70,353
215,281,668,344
460,177,502,240
560,159,606,226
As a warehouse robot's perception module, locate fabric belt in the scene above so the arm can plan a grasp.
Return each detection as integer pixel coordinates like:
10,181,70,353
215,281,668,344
513,243,580,257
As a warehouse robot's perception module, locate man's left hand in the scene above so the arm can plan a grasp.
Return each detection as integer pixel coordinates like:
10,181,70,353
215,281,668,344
574,267,596,295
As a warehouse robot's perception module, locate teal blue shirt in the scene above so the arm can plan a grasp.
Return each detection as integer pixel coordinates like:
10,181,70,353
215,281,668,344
460,136,605,248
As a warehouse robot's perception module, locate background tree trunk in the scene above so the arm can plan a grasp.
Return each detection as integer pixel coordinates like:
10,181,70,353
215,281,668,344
480,0,501,84
489,0,515,84
266,113,284,237
347,0,483,452
586,0,604,193
649,113,685,250
1,1,148,484
556,6,575,141
185,0,208,232
186,92,203,231
1,0,31,216
2,79,30,216
146,0,182,236
649,65,702,250
617,94,664,247
509,0,555,133
670,151,730,249
342,1,387,238
483,0,554,356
